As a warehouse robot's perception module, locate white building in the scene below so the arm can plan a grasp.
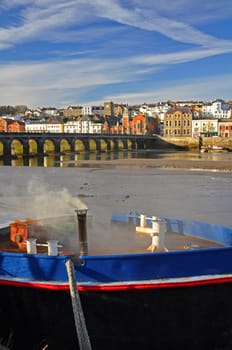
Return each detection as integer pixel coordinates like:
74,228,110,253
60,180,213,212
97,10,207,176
82,106,92,115
192,119,218,137
25,121,64,133
202,99,231,119
139,103,170,122
41,107,58,116
64,120,102,133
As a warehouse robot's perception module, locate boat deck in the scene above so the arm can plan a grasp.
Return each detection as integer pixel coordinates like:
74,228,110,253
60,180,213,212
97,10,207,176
86,226,224,255
0,218,224,256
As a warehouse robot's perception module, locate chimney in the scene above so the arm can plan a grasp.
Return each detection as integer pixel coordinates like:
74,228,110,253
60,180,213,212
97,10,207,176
75,208,88,256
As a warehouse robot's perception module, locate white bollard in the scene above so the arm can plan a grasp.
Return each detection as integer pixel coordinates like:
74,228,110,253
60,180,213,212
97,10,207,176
47,240,59,256
140,214,146,228
151,233,159,252
151,217,166,251
26,238,37,254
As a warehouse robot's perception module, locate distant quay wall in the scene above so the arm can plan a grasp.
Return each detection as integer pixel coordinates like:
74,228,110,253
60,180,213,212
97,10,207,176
160,136,232,151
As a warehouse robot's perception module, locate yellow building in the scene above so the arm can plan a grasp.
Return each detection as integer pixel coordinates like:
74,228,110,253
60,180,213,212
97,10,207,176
63,106,82,118
163,106,192,137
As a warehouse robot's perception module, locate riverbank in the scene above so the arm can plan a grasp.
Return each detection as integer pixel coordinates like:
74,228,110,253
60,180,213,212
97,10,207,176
59,156,232,172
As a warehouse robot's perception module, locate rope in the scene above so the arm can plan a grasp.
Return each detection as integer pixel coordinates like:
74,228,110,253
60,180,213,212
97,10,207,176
65,259,92,350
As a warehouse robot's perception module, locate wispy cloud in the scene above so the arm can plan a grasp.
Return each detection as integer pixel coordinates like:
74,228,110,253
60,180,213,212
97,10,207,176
105,74,232,104
0,0,231,106
132,46,232,66
1,0,231,48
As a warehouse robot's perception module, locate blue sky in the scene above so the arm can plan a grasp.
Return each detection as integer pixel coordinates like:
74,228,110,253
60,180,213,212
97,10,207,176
0,0,232,108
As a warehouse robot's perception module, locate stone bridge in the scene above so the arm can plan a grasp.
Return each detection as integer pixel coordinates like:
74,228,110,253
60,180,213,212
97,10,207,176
0,132,160,158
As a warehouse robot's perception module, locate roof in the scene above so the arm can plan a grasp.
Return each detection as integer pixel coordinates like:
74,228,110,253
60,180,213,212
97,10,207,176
167,106,192,114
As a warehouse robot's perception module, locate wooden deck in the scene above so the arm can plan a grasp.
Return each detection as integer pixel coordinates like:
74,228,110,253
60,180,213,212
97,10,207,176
0,221,224,256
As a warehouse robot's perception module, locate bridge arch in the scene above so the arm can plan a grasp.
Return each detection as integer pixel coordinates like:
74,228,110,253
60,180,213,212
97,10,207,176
99,139,107,152
28,139,38,155
118,139,125,150
0,137,26,157
11,139,24,156
74,139,85,152
89,138,97,152
43,139,54,154
60,138,71,153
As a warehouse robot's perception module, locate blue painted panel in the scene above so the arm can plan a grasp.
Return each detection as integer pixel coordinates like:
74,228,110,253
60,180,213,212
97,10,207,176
77,247,232,283
0,252,68,280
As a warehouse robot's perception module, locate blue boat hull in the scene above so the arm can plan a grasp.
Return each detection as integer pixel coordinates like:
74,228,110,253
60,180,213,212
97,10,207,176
1,213,232,348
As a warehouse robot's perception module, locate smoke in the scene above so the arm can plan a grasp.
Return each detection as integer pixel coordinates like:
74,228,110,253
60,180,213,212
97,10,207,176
0,176,88,221
0,176,89,251
25,178,88,219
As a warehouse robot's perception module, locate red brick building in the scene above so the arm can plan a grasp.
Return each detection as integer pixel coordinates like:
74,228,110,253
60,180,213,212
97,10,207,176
0,118,25,132
122,114,158,135
218,119,232,137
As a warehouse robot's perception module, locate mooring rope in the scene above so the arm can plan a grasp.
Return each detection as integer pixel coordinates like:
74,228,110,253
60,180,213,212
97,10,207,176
65,259,92,350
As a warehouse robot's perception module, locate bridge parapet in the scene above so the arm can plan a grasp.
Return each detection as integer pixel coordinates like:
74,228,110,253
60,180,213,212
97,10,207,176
0,133,158,158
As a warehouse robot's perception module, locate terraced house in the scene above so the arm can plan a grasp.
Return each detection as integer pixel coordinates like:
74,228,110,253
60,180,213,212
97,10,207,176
0,118,25,132
163,106,192,137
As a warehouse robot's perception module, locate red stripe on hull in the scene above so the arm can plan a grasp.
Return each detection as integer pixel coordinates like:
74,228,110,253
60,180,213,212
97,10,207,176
1,275,232,291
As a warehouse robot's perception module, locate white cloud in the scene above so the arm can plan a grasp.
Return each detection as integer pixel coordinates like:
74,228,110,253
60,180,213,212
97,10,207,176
0,0,231,106
129,0,232,23
0,0,232,48
106,74,232,104
0,51,231,107
132,46,232,66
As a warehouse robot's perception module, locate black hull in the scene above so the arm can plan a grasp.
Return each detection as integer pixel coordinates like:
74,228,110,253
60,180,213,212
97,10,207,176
1,283,232,349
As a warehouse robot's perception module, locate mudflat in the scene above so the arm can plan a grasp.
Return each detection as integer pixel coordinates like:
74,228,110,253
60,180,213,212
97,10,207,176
71,157,232,171
0,158,232,228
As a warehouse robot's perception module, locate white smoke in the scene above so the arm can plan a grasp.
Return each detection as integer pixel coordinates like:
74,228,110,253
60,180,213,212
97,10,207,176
0,175,88,221
25,178,88,219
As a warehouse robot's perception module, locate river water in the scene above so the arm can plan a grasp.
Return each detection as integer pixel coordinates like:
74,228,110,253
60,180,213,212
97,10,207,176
0,150,232,231
2,149,232,167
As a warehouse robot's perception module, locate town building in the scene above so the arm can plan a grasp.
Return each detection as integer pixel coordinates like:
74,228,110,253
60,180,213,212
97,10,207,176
25,121,64,133
202,99,231,119
113,104,128,117
82,106,92,116
64,119,102,133
62,106,82,119
0,118,25,132
91,106,104,117
163,106,192,137
139,102,170,121
122,112,157,135
41,107,58,117
104,101,114,118
192,119,218,137
218,119,232,138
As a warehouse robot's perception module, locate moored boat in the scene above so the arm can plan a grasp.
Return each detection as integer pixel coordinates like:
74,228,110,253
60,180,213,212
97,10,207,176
1,209,232,349
207,145,228,152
